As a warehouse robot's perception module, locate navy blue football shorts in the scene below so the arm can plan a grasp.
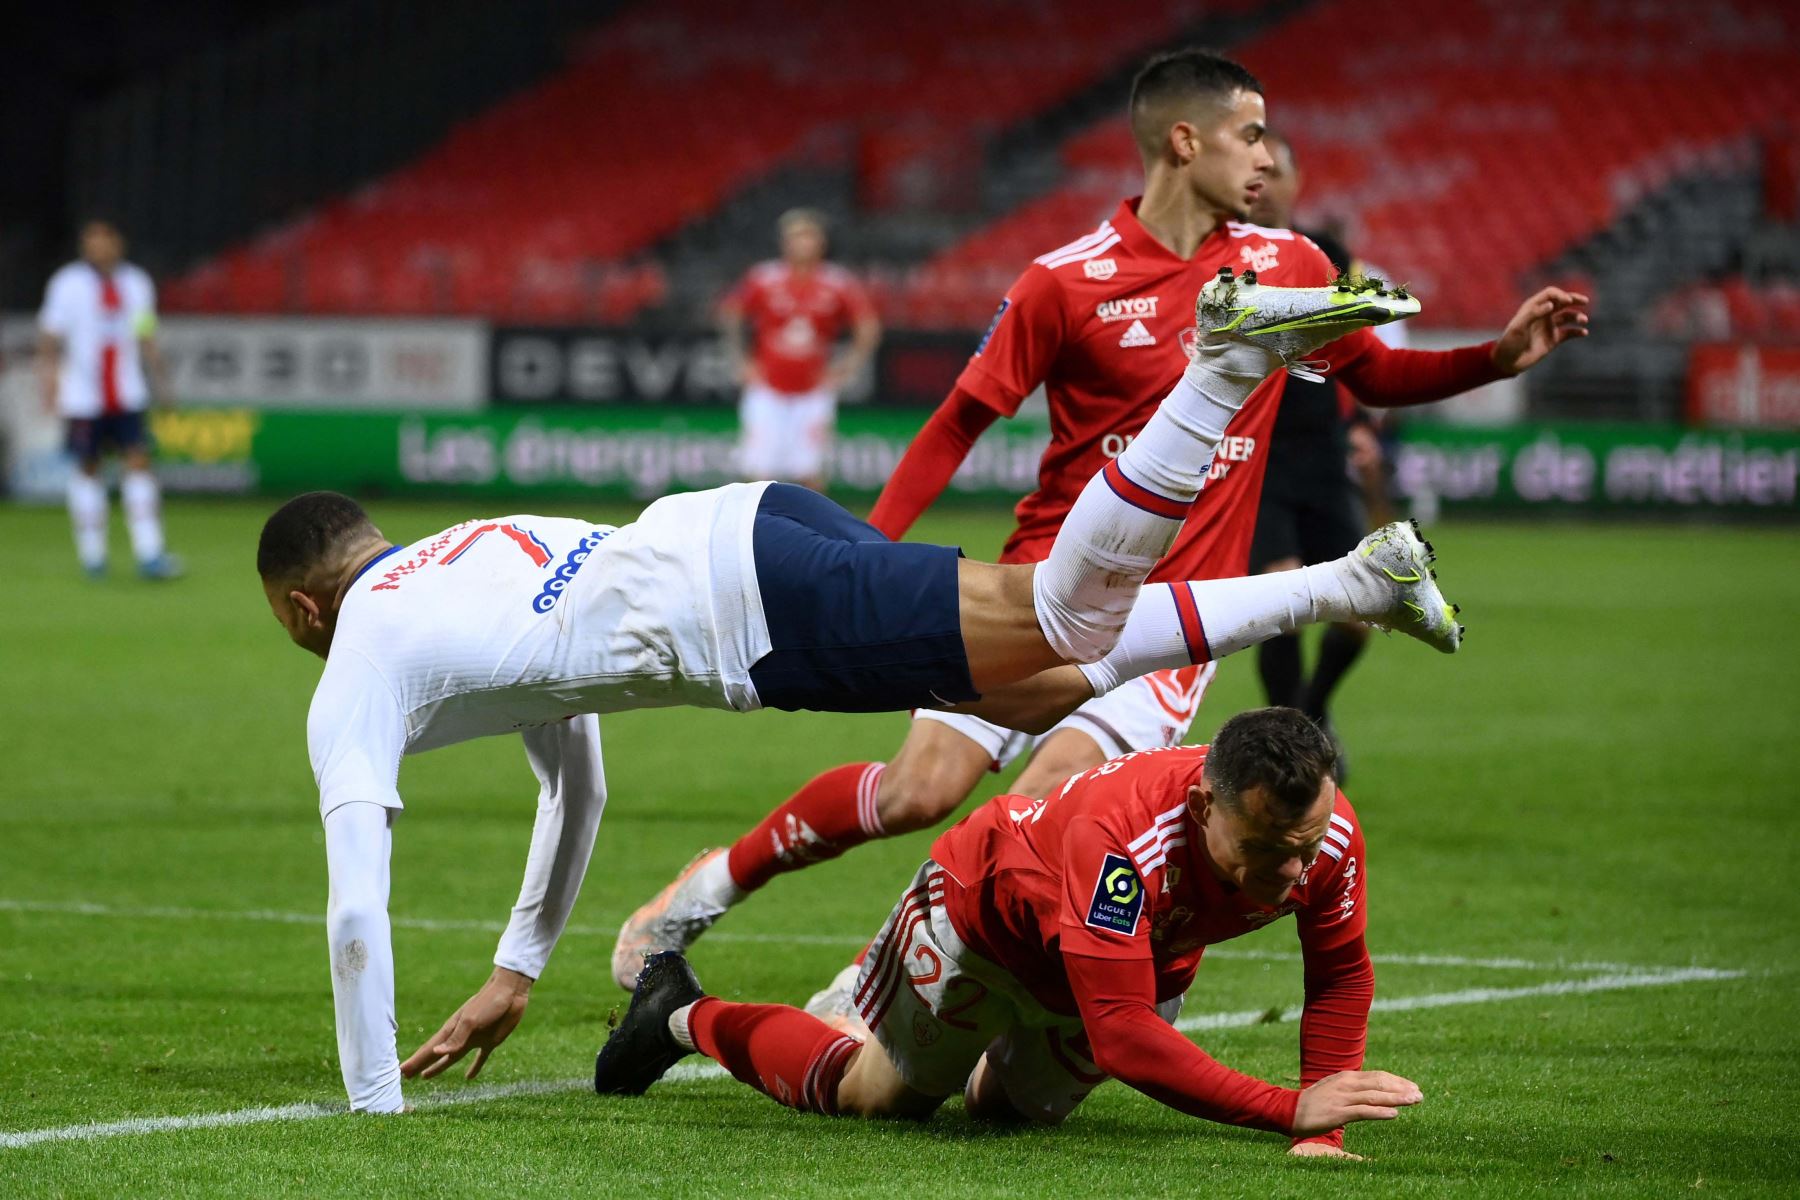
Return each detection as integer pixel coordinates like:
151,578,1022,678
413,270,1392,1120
66,412,149,465
748,484,978,714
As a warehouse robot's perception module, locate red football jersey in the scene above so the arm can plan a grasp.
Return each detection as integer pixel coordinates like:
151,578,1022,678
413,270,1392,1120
954,198,1341,583
929,744,1366,1018
729,261,874,395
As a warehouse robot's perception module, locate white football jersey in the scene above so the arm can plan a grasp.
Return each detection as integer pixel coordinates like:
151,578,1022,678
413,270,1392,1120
307,482,773,819
38,261,158,417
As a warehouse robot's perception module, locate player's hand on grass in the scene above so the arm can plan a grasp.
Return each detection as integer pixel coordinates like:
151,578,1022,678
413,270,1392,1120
1291,1069,1421,1136
1491,286,1590,375
1290,1141,1364,1161
400,966,534,1081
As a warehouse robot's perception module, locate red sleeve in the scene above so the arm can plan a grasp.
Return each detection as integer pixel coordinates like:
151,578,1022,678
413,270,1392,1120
1328,328,1507,408
1065,951,1299,1134
721,271,757,317
1289,809,1374,1150
866,387,1000,540
1056,814,1155,960
954,264,1067,418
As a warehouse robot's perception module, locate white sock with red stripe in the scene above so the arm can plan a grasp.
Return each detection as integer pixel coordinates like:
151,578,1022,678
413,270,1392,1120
67,472,108,570
1034,342,1275,663
121,470,165,564
1079,562,1373,695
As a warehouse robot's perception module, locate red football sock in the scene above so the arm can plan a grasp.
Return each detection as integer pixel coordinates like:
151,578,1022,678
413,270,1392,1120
726,762,886,892
687,997,861,1115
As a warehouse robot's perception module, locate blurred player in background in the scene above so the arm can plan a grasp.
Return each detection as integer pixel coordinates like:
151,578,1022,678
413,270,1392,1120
722,208,882,491
597,708,1415,1160
37,217,181,580
613,48,1589,988
1244,130,1409,775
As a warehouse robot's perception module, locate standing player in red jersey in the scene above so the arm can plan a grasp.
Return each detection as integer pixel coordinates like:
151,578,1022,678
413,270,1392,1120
598,708,1413,1159
722,208,882,493
612,48,1588,988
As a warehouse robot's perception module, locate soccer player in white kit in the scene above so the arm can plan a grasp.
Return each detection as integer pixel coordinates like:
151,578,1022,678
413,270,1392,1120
261,274,1463,1113
37,218,180,579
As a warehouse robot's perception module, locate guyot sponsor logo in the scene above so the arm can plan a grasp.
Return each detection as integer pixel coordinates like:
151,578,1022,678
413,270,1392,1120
1095,296,1160,323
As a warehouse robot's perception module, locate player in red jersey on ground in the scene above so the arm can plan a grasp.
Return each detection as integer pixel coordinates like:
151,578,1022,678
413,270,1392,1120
598,708,1411,1159
722,208,882,492
613,48,1587,988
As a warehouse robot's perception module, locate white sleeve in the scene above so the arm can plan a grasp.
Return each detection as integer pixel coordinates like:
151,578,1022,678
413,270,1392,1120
493,714,607,979
309,651,407,820
38,271,75,336
307,653,408,1112
323,801,403,1113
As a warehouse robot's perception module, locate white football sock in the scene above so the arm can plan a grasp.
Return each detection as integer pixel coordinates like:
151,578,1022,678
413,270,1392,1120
1034,342,1275,663
66,472,108,570
1077,558,1389,697
694,849,748,911
122,470,165,564
669,1002,698,1051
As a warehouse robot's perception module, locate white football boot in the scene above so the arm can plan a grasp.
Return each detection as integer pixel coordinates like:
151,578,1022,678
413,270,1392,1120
1195,268,1422,381
611,849,736,990
1345,520,1464,653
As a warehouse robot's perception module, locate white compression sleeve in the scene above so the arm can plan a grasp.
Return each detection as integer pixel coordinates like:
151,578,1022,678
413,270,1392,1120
323,801,403,1114
494,715,608,980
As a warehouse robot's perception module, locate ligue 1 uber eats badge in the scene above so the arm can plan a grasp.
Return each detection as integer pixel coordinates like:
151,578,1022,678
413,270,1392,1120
1086,854,1145,934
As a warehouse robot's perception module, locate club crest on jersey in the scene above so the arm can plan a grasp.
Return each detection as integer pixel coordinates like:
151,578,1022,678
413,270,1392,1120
974,299,1010,355
1086,853,1145,935
1095,295,1159,323
1239,242,1280,273
1083,257,1118,280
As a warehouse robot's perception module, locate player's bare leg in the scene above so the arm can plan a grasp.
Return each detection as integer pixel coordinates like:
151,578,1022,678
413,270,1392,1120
611,719,992,989
1009,728,1108,798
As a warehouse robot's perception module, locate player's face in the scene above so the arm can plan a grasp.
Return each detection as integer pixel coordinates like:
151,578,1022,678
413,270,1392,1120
80,223,125,271
781,221,826,266
262,579,334,659
1248,140,1299,228
1195,779,1336,907
1185,89,1273,221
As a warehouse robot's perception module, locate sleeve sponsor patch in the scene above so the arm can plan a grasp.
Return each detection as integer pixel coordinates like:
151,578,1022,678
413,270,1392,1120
973,298,1010,355
1085,852,1145,936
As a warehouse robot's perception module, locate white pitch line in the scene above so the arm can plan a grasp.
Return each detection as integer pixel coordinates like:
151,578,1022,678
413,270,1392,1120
0,965,1746,1151
1173,966,1745,1033
0,898,1675,974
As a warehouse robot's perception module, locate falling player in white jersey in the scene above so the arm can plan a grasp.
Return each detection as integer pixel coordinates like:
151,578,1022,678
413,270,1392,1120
261,274,1462,1113
37,217,181,579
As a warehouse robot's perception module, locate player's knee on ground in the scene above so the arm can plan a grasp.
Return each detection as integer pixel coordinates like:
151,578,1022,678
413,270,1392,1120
832,1042,947,1121
963,1055,1064,1126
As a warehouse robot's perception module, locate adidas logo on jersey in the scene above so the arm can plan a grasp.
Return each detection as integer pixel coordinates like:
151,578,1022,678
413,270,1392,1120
1118,319,1157,348
1083,257,1118,280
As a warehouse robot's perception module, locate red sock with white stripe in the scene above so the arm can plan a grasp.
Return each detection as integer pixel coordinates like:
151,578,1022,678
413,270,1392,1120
1033,341,1276,663
725,763,886,893
672,997,861,1116
1078,565,1375,697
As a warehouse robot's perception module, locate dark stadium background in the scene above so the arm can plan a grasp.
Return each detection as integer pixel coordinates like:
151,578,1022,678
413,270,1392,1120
1,0,1795,511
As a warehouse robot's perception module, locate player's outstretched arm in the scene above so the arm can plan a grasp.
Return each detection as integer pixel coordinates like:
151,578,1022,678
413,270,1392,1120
402,716,608,1082
323,800,405,1113
1490,286,1591,374
866,387,1000,540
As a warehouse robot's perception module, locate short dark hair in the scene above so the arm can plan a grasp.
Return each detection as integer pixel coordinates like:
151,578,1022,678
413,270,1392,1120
257,491,376,583
1203,707,1336,820
1129,48,1263,155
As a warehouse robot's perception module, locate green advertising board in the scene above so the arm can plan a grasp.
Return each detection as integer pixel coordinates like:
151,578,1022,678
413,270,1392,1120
149,407,1800,515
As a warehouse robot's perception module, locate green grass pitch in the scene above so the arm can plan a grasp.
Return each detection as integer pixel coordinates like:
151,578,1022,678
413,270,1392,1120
1,498,1797,1197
